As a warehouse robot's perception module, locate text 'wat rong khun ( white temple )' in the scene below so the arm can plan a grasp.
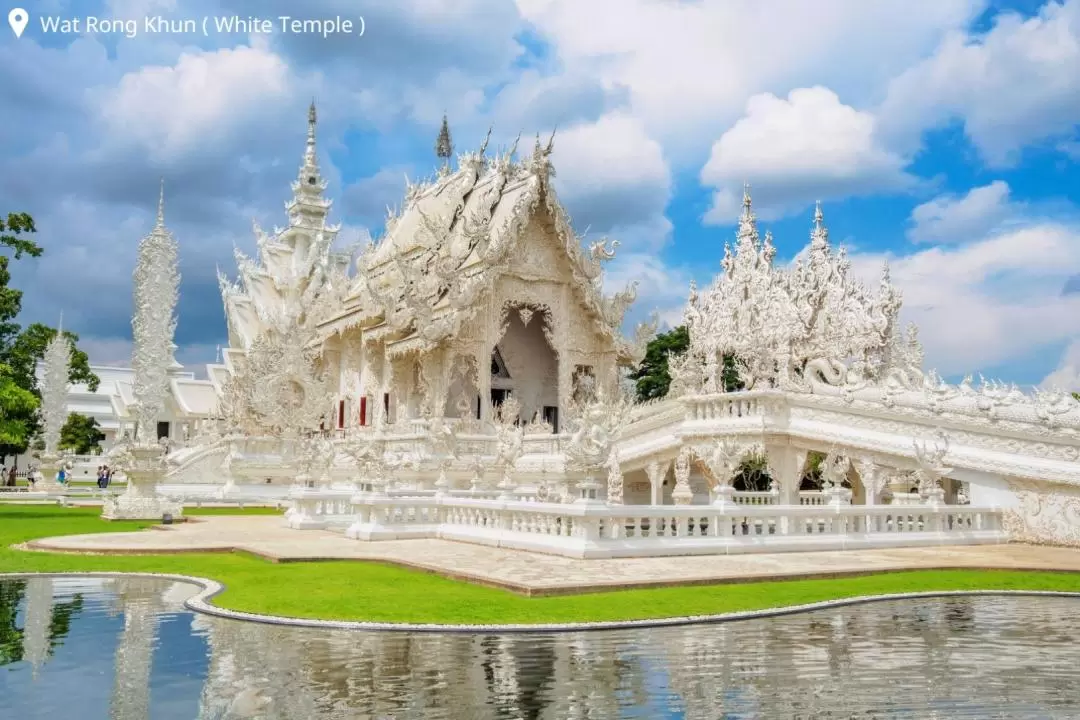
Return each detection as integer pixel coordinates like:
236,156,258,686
82,104,1080,557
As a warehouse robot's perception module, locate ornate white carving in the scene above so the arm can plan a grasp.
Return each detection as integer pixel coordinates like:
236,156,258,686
493,396,524,499
672,447,693,505
913,430,952,496
1004,478,1080,548
131,183,180,443
39,324,71,457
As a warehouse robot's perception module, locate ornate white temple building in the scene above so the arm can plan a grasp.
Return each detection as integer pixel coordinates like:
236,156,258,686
98,104,1080,555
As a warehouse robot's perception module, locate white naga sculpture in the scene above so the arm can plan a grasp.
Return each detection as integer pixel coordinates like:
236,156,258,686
563,387,632,503
913,430,951,505
492,396,524,500
104,184,183,521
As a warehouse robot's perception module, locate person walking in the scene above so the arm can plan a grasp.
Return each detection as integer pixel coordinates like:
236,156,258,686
7,466,16,488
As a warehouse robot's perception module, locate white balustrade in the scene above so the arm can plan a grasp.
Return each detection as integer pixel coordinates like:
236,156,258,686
341,496,1004,558
732,491,778,505
285,488,355,529
798,491,826,506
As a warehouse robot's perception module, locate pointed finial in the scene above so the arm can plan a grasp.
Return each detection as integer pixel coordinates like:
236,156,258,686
545,126,557,154
306,100,317,159
508,132,521,158
156,178,165,227
742,182,752,210
479,125,493,156
814,200,824,228
57,310,63,334
436,113,453,163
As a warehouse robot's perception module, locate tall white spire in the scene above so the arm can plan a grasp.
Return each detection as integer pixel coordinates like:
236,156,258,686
40,312,72,456
736,182,759,246
131,184,180,443
810,200,828,249
287,101,331,223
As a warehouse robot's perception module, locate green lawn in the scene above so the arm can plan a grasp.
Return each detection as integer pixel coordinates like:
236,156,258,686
1,504,1078,625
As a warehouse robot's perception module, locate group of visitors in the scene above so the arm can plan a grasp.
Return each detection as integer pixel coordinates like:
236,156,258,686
1,465,18,487
96,465,114,489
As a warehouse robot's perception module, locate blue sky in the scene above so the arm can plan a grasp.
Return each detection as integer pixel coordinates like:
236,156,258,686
0,0,1078,388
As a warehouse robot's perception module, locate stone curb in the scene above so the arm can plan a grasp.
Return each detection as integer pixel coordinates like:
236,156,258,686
3,571,1080,634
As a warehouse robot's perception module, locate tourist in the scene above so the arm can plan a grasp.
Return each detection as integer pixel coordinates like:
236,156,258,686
7,466,16,487
96,466,107,489
104,465,113,488
57,466,66,485
26,466,35,488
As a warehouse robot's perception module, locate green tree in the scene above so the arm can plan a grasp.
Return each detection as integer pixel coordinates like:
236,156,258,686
630,325,689,401
0,364,38,449
629,325,744,402
1073,392,1080,402
59,412,106,455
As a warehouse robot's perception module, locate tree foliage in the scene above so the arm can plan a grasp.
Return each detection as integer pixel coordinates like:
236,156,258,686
629,325,689,401
0,211,100,460
629,325,744,402
0,364,38,449
59,413,106,455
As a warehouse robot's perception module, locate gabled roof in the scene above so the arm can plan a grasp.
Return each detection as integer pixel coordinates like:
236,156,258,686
318,142,639,361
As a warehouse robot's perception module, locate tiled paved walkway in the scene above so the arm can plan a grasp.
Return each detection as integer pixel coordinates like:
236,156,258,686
25,516,1080,595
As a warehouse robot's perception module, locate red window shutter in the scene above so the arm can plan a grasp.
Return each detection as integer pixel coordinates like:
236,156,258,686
359,396,368,426
338,400,345,428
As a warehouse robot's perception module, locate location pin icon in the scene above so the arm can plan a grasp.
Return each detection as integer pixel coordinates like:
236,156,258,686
8,8,28,38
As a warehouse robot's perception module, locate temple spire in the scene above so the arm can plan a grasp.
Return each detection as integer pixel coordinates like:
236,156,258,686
810,200,828,248
306,99,317,164
736,182,759,245
435,113,453,167
153,178,166,228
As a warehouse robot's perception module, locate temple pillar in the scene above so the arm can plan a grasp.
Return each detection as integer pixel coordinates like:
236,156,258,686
765,444,806,505
645,458,670,506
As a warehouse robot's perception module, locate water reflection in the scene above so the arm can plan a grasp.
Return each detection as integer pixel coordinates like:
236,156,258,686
1,577,1079,719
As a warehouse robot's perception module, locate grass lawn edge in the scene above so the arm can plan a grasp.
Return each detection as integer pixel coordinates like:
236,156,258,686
4,505,1080,626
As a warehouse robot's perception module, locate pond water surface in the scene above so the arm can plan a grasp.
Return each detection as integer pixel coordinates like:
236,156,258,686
1,577,1078,719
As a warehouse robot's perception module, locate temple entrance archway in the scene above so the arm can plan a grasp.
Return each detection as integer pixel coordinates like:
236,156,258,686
488,303,559,429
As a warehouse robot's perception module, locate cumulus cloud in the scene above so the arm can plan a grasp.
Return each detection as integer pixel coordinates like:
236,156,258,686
98,44,291,162
700,87,914,222
1041,340,1080,391
879,0,1080,165
515,0,978,160
549,112,672,250
848,222,1080,377
907,181,1019,243
602,252,693,331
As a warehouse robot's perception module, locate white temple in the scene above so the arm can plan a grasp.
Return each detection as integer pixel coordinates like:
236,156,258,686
84,104,1080,553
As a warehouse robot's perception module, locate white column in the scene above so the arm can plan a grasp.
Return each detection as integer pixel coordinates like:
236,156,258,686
645,459,669,506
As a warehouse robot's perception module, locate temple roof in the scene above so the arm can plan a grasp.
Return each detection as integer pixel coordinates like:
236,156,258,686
317,134,642,360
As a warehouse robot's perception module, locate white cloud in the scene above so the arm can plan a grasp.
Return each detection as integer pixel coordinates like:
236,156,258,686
700,87,913,222
98,44,291,161
1041,340,1080,391
603,252,693,331
515,0,979,161
879,0,1080,165
907,181,1019,243
848,222,1080,376
548,112,672,251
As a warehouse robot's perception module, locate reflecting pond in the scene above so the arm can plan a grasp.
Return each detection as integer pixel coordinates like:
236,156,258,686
1,577,1079,718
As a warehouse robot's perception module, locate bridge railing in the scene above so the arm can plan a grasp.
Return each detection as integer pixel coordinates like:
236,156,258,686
328,495,1004,558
